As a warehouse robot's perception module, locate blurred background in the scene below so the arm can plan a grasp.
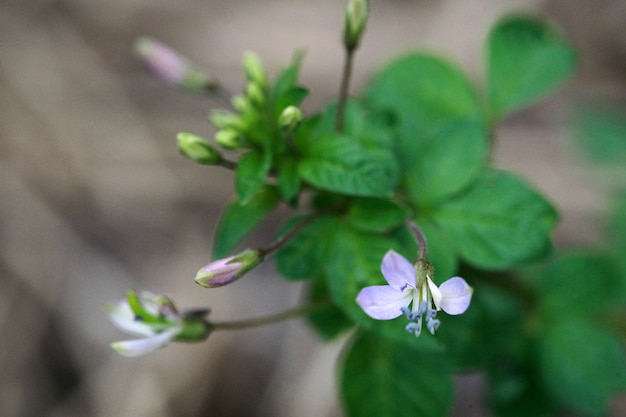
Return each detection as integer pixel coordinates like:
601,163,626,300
1,0,625,416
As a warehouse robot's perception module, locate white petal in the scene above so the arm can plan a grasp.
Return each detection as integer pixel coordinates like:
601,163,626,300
356,285,412,320
105,301,155,337
380,250,416,291
439,277,473,315
426,278,443,310
110,328,180,357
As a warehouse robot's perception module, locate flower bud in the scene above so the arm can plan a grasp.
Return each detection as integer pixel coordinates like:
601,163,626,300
134,36,218,91
177,132,222,165
231,94,252,113
209,110,247,130
343,0,369,51
279,106,303,131
242,52,268,89
246,82,266,108
195,249,263,288
215,129,245,149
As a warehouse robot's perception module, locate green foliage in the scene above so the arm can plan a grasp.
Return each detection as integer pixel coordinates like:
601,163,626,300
487,15,577,120
212,185,281,258
365,53,488,206
340,331,453,417
170,7,626,417
422,169,558,270
539,318,626,416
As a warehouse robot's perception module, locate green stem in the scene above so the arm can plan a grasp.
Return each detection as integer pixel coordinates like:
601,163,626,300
335,48,355,132
210,299,331,331
258,211,321,257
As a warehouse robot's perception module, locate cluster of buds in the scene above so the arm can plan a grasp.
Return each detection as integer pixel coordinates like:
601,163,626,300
209,52,269,150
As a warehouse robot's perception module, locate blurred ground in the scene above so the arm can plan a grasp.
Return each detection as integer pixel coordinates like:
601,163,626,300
1,0,625,416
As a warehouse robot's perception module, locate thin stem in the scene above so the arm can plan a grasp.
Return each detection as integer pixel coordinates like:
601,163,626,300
407,221,428,261
210,299,331,331
259,211,321,256
335,49,355,133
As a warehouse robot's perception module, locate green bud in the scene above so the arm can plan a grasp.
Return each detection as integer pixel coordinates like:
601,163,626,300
215,129,245,149
246,82,266,108
242,51,268,89
209,110,246,130
231,94,252,113
343,0,369,51
279,106,303,131
177,132,222,165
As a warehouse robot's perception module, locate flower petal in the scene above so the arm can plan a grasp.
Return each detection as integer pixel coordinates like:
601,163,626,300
105,301,155,337
427,278,443,310
356,285,412,320
438,277,473,315
380,250,416,291
110,328,180,357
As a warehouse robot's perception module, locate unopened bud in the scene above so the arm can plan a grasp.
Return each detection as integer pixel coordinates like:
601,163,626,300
195,249,263,288
343,0,369,51
215,129,245,149
231,95,252,113
242,52,268,89
134,36,217,91
279,106,303,131
177,132,222,165
246,82,266,108
209,110,246,130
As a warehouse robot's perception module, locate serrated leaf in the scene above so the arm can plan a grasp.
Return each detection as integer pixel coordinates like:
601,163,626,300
340,331,453,417
487,15,577,119
425,169,557,270
364,53,488,205
299,133,397,197
539,318,626,416
235,151,271,204
212,185,281,259
347,198,408,232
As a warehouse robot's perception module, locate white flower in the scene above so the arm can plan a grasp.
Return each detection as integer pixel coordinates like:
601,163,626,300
106,290,184,357
356,250,473,336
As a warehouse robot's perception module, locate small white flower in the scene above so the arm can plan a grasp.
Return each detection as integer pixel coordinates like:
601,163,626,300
356,250,473,336
106,290,184,357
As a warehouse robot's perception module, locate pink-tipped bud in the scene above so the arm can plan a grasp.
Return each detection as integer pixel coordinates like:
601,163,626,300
195,249,263,288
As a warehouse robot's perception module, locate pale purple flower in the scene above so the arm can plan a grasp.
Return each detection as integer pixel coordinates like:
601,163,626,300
356,250,473,337
195,249,263,288
106,290,184,357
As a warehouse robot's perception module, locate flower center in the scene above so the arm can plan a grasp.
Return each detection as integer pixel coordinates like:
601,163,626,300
399,284,441,337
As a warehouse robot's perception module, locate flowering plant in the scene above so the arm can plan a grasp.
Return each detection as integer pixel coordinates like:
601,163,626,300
106,1,626,416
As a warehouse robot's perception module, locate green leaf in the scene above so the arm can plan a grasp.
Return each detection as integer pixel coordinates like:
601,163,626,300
539,318,626,416
340,331,453,417
487,15,577,119
212,185,281,258
525,252,625,316
305,277,354,340
274,215,341,280
298,133,397,197
235,151,271,204
346,198,408,232
574,106,626,168
278,157,300,202
425,169,557,270
364,53,488,205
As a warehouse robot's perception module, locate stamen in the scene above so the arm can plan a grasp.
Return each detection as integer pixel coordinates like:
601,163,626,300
405,322,422,337
400,306,411,319
426,318,440,335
